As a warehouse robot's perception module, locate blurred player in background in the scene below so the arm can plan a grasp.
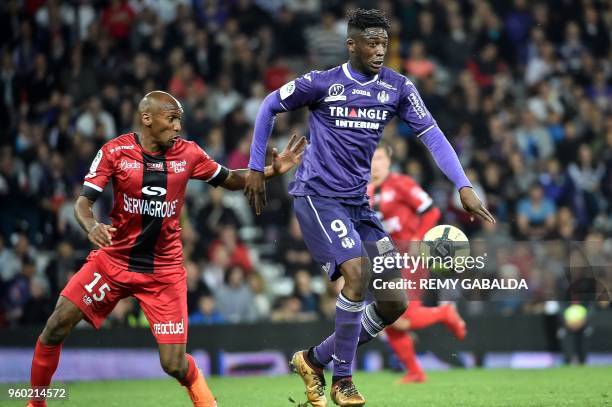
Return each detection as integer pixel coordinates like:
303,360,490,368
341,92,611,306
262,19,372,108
245,8,494,406
369,143,466,383
26,91,305,407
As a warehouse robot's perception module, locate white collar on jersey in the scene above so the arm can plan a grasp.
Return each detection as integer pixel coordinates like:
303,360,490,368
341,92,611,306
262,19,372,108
342,62,379,86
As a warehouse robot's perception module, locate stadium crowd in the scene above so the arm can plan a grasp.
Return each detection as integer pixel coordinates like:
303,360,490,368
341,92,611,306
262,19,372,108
0,0,610,328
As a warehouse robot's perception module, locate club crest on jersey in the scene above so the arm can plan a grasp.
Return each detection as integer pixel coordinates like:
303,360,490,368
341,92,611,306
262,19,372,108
341,237,356,249
324,83,346,102
377,90,390,103
146,162,164,172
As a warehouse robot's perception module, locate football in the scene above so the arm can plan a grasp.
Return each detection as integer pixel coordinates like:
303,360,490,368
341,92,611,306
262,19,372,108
420,224,471,260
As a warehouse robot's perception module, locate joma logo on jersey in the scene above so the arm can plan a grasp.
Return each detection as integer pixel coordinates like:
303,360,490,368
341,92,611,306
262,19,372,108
329,106,389,121
352,89,371,96
153,319,184,335
169,160,187,173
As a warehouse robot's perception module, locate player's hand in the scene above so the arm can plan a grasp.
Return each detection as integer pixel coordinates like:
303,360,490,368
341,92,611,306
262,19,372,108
459,187,496,223
88,222,117,248
271,134,307,176
245,169,266,215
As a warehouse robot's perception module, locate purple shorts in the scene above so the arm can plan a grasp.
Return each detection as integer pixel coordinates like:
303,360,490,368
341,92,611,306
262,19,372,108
293,195,394,280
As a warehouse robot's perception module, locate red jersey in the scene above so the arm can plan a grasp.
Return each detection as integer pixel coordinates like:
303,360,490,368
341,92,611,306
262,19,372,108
367,173,434,242
82,133,228,273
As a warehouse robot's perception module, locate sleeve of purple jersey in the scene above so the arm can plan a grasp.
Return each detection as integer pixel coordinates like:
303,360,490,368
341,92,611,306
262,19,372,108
420,127,472,190
248,91,285,172
248,72,322,171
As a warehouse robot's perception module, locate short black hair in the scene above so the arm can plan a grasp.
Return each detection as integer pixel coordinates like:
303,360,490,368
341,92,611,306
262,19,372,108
347,8,390,34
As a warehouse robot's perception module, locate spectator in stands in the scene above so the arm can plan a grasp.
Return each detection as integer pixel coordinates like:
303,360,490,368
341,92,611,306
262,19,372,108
215,266,257,323
305,11,346,69
185,260,210,314
189,295,224,325
44,241,78,297
248,272,271,320
517,184,557,239
276,216,316,276
21,276,54,326
3,256,36,326
293,270,319,315
208,224,253,274
568,144,605,227
0,235,20,283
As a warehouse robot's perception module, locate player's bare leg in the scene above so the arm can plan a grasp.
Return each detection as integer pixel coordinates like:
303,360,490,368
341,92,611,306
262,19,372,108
158,344,216,407
27,296,83,407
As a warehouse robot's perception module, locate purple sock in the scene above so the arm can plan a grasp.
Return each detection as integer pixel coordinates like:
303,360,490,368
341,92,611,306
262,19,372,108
322,292,364,377
314,303,387,366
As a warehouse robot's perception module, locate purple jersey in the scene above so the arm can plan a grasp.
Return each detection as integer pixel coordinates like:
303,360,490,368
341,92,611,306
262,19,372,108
276,63,437,198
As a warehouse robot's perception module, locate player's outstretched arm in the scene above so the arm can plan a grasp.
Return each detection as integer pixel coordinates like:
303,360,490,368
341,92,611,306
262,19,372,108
420,130,495,223
74,195,117,248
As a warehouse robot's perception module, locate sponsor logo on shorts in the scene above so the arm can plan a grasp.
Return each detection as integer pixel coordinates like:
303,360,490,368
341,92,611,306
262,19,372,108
322,262,332,273
83,295,93,306
154,319,185,335
341,237,356,249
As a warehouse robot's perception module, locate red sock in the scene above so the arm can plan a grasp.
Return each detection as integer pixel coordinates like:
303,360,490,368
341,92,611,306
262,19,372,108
405,305,446,330
30,337,63,406
386,329,423,375
178,354,199,387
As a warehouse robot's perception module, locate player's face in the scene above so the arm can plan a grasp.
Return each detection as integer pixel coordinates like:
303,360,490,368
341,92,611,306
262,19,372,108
349,28,388,75
371,147,391,179
152,108,182,149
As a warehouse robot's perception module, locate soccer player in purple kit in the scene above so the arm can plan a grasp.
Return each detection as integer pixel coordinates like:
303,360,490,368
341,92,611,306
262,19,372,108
245,9,496,407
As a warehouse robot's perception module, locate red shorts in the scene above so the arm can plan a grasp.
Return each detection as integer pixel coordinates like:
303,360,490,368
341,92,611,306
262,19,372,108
61,250,188,344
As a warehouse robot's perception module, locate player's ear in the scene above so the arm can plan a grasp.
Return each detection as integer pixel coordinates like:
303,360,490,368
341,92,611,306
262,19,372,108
141,112,152,127
347,38,355,53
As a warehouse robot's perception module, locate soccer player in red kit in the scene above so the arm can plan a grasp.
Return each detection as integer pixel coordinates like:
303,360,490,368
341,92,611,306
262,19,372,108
368,143,466,383
26,91,306,407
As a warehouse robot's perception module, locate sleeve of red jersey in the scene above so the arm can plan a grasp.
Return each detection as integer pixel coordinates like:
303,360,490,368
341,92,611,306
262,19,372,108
191,143,229,187
400,176,434,215
81,145,114,201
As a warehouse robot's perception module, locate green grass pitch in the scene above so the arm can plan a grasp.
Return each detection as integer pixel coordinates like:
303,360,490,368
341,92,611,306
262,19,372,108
3,366,611,406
